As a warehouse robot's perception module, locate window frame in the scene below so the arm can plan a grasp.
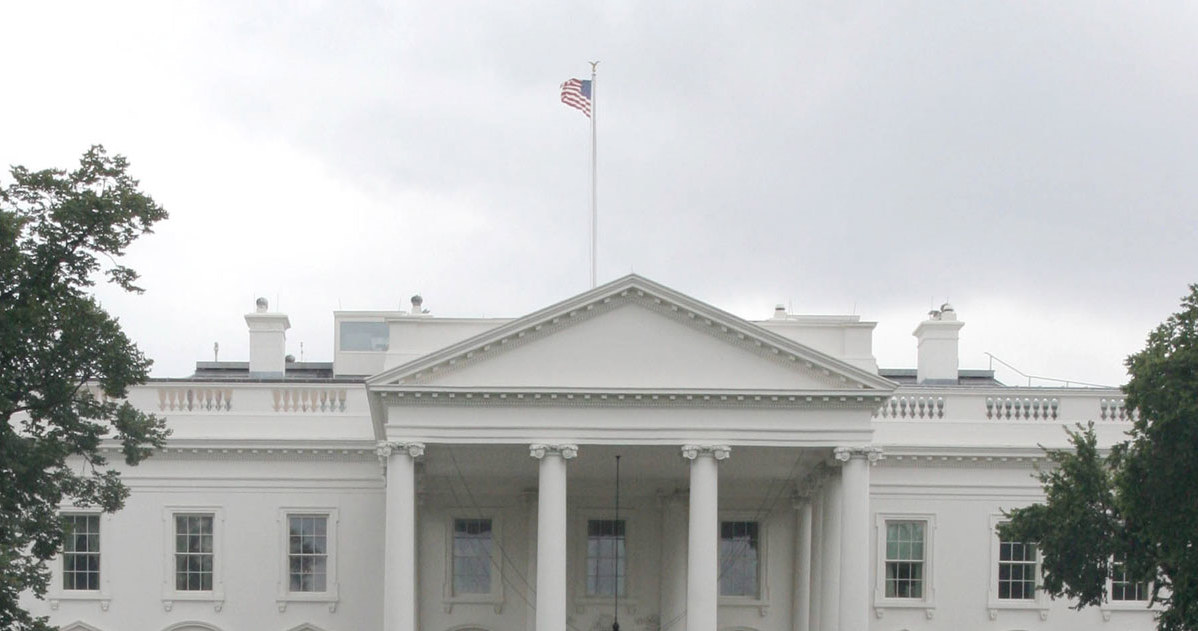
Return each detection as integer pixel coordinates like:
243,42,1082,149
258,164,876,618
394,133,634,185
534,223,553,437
873,513,936,616
987,515,1047,618
276,507,340,612
584,518,627,599
1099,557,1159,618
572,508,639,610
161,506,225,610
716,512,770,614
442,512,505,613
49,508,111,610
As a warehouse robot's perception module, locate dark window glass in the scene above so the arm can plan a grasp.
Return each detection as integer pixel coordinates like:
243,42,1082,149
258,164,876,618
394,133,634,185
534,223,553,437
719,521,759,598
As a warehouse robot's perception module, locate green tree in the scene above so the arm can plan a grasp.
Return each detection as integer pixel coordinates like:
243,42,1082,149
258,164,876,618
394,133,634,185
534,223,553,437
0,146,170,631
1001,284,1198,631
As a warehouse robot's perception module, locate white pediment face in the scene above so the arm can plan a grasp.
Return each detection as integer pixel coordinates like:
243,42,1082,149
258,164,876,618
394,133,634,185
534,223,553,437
390,297,875,391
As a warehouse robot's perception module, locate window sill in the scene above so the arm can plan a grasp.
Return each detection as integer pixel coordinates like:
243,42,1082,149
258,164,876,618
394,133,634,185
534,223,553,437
573,596,640,616
443,594,504,614
986,597,1049,621
277,589,340,613
49,591,111,612
719,596,769,617
873,596,935,620
1099,600,1157,620
161,591,225,613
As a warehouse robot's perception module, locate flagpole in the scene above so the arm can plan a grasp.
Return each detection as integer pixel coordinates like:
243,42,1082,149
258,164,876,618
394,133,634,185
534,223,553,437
589,60,599,289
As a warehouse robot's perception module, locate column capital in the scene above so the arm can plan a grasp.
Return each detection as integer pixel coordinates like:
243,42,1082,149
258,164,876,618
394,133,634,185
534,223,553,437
797,465,830,498
833,445,883,465
377,440,425,466
681,444,731,461
529,443,578,460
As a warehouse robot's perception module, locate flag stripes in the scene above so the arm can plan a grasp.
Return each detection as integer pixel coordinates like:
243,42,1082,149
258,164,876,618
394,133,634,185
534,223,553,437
560,78,592,118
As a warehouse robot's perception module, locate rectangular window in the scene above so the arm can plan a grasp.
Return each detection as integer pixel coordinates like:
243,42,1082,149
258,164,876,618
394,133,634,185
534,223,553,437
586,519,625,597
997,539,1037,600
884,521,925,598
288,515,328,592
719,521,759,598
453,518,493,595
1111,560,1148,601
62,514,100,591
339,321,389,351
175,514,214,591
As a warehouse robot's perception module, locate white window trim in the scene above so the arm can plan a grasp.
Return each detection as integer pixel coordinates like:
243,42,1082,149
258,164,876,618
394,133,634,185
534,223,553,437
1099,560,1159,619
873,513,936,619
49,508,111,611
442,512,505,614
572,509,638,612
987,514,1048,621
276,507,340,612
717,512,770,617
161,506,225,612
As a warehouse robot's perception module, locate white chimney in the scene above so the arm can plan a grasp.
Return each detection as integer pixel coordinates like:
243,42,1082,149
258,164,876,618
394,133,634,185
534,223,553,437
245,297,290,378
913,303,964,384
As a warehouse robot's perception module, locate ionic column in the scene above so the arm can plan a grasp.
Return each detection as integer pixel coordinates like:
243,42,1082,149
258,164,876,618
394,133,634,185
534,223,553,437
819,470,841,631
380,441,424,631
808,485,824,631
681,444,730,631
834,446,882,631
530,443,578,631
659,492,689,631
793,492,814,631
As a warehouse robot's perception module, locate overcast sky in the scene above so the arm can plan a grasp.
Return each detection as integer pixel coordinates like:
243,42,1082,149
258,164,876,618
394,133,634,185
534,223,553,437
3,1,1195,386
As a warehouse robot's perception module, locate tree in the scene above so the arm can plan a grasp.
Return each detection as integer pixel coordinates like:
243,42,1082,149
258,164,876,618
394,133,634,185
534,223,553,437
0,146,170,631
1001,284,1198,631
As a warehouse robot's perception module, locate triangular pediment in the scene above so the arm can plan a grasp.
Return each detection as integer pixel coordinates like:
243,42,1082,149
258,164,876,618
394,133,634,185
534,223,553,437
367,275,896,393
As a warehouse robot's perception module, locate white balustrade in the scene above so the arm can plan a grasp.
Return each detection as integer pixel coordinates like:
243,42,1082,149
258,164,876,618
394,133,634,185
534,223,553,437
157,387,233,412
272,388,348,413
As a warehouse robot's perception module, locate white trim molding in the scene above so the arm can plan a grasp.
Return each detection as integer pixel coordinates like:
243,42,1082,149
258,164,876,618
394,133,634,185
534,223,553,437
442,511,506,614
160,506,226,612
987,514,1049,621
716,511,771,617
49,508,112,612
275,507,340,612
872,512,937,620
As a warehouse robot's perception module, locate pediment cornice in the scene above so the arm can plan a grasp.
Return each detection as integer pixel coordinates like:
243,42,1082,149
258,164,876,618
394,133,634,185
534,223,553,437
366,274,898,393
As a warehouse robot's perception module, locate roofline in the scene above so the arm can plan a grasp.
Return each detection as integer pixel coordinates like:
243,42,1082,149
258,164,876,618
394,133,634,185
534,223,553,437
366,273,899,392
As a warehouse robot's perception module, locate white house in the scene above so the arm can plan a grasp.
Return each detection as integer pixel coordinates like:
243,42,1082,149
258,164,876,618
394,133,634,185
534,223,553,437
24,274,1157,631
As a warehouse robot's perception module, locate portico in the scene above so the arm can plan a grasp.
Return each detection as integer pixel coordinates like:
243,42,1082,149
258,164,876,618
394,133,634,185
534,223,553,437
367,275,895,631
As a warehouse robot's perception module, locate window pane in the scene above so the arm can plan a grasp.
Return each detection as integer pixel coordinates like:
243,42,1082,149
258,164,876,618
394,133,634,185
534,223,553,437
586,519,626,596
719,521,759,597
340,321,390,351
61,514,101,591
452,518,493,595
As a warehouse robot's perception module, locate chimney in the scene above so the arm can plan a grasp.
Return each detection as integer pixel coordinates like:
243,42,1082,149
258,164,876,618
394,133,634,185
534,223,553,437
913,303,964,384
245,297,290,378
410,294,426,316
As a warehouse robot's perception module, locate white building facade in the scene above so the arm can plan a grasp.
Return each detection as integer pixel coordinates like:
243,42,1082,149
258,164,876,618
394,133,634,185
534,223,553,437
24,275,1157,631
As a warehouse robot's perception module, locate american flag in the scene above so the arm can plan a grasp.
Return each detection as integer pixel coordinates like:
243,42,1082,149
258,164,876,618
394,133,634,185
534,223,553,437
560,78,592,118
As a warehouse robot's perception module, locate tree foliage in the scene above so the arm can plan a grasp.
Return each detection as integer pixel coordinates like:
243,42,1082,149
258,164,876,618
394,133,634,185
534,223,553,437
1002,284,1198,631
0,146,170,631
